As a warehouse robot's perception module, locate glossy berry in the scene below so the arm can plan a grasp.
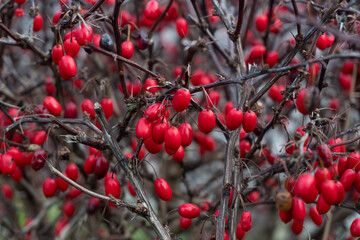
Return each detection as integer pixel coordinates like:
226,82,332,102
340,169,356,191
43,96,62,116
52,11,61,24
94,156,109,179
136,117,152,139
64,38,80,57
316,194,331,214
57,174,69,191
279,210,292,223
250,45,266,59
1,154,16,175
321,180,338,204
292,220,303,235
178,203,201,219
144,136,163,154
351,218,360,237
31,149,47,171
309,206,322,226
179,123,193,146
164,127,181,151
152,118,169,144
198,109,215,134
266,51,279,67
63,201,75,217
347,152,360,172
14,0,26,4
255,14,268,32
154,178,172,201
33,14,43,32
176,18,188,38
225,108,243,130
144,0,161,20
240,211,252,231
294,173,318,204
65,163,79,181
316,144,333,167
7,147,23,167
315,168,331,190
100,98,114,119
180,217,192,230
105,178,121,198
172,88,191,112
127,181,136,196
43,178,57,198
335,181,345,204
64,102,77,118
121,41,134,59
59,55,77,80
81,99,95,119
243,111,257,133
291,197,306,221
14,8,24,17
75,24,93,45
51,45,64,65
172,145,185,162
145,103,165,121
144,78,159,94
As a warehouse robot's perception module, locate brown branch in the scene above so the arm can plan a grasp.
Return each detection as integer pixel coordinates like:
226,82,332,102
291,0,302,36
83,0,106,20
234,0,245,37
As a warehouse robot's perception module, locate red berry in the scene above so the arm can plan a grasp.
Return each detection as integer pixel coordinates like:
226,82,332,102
340,169,356,191
57,174,70,191
316,194,331,214
172,88,191,112
145,103,165,121
351,218,360,237
14,0,26,5
81,99,95,119
249,45,266,59
52,11,61,24
198,109,215,134
179,217,192,230
321,180,338,204
94,156,109,179
100,98,114,119
7,147,23,167
315,167,331,190
240,211,252,231
64,102,77,118
338,73,352,91
279,210,292,223
334,181,345,204
291,197,306,221
15,8,24,17
75,24,93,45
296,89,308,115
43,178,57,198
294,173,318,204
206,91,220,108
291,219,303,235
33,14,43,32
152,118,169,144
255,14,268,32
239,140,251,158
105,178,121,198
266,51,279,67
164,126,182,151
2,184,12,199
178,203,201,219
31,149,47,171
11,166,22,181
65,163,78,181
63,201,75,217
243,111,257,133
342,60,354,74
309,206,322,226
55,217,69,236
144,0,161,20
316,144,333,167
178,123,193,146
154,178,172,201
64,37,80,57
59,55,77,80
127,181,136,196
225,108,243,130
52,45,64,65
144,136,163,154
136,117,152,139
121,41,134,59
347,152,360,172
45,77,55,95
172,145,185,162
43,96,62,116
236,223,246,239
144,78,159,94
176,18,188,38
1,154,16,175
316,34,328,50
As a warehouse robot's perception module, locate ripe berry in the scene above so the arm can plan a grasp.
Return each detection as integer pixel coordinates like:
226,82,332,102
7,147,23,167
31,149,46,171
127,181,136,196
347,152,360,172
136,117,152,139
121,41,134,59
294,173,318,204
249,45,266,59
2,184,12,199
94,156,109,179
172,88,191,112
144,78,159,94
154,178,172,201
52,45,64,65
291,197,306,221
75,24,93,45
105,178,121,198
178,123,193,146
255,14,268,32
1,154,16,175
45,77,55,95
316,144,333,167
43,178,57,198
236,223,246,239
243,111,257,133
144,136,163,154
55,217,69,236
15,8,24,17
59,55,77,80
178,203,201,218
100,98,114,119
296,87,320,115
206,91,220,108
65,163,78,181
63,201,75,217
64,37,80,57
164,127,181,151
145,103,165,121
57,174,69,191
81,99,95,119
316,33,328,50
33,14,43,32
14,0,26,5
43,96,62,116
180,217,192,230
321,180,338,204
11,166,22,181
266,51,279,67
152,118,169,144
172,145,185,162
52,11,61,24
309,206,322,226
338,73,352,91
334,181,345,204
292,220,303,235
316,194,331,214
64,102,77,118
176,18,188,38
279,210,292,223
240,211,252,231
351,218,360,237
225,108,243,130
340,169,356,191
198,109,215,134
315,167,331,190
144,0,161,20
